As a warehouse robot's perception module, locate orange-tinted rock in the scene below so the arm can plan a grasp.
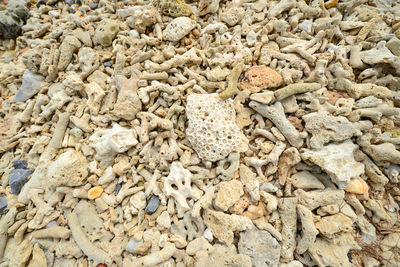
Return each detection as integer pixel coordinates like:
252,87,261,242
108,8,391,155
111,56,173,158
239,66,283,93
324,90,350,105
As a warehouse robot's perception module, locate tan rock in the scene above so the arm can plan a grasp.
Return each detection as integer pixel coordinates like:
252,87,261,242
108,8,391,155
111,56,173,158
214,179,244,211
315,213,353,238
239,66,283,93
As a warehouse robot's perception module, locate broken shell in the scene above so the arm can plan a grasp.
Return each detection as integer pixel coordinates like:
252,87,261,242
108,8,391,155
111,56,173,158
88,186,104,200
344,177,368,195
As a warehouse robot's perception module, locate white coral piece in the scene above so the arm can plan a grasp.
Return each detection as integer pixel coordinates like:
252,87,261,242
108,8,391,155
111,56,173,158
186,93,242,162
89,122,138,167
163,162,200,210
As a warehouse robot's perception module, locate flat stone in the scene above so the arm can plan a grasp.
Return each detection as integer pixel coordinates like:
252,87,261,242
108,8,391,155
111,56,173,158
13,70,44,102
291,171,325,190
301,140,365,189
239,66,283,93
249,91,275,105
0,195,7,215
238,229,281,267
95,19,119,47
10,168,32,194
156,211,171,229
12,160,27,170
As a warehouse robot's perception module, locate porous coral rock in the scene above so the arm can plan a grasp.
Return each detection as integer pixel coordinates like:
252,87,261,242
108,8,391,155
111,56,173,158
214,179,244,211
152,0,192,17
303,111,358,149
315,213,353,239
163,162,201,210
163,17,196,42
186,93,243,162
95,19,119,47
89,123,138,167
239,66,283,93
301,140,365,189
113,74,142,120
203,209,253,245
238,229,281,267
291,171,325,190
46,150,88,190
194,244,251,267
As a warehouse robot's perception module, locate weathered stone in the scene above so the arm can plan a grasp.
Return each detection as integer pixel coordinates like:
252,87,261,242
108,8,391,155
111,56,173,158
9,168,32,194
47,150,88,189
291,171,325,190
279,197,297,262
95,19,119,47
303,111,357,149
194,245,251,267
301,140,365,189
308,233,360,267
238,229,281,267
315,213,353,239
163,17,196,42
156,211,171,229
214,179,244,211
239,66,283,93
113,75,142,120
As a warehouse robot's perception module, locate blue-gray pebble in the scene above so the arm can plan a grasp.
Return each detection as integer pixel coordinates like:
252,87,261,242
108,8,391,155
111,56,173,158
13,160,28,169
10,169,32,194
13,70,44,102
0,195,7,215
145,195,160,214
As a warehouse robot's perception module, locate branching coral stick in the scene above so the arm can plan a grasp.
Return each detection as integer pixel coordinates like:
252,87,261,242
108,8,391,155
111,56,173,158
219,59,245,100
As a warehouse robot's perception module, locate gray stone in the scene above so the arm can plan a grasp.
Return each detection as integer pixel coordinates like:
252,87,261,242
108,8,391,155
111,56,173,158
238,229,281,267
10,168,32,194
145,195,160,214
12,160,27,170
0,195,7,215
13,70,44,102
0,0,30,39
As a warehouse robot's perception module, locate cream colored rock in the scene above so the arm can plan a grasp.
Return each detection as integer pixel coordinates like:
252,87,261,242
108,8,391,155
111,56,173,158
291,171,325,190
85,82,105,115
315,213,353,239
157,211,171,229
204,209,253,245
163,17,196,42
47,150,88,190
89,123,138,167
95,19,119,47
194,244,251,267
113,75,142,120
214,179,244,211
301,140,365,189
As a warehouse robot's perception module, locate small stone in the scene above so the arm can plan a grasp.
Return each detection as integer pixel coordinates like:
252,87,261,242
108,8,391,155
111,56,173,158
48,10,60,18
238,229,281,267
88,186,103,200
145,195,160,214
163,17,196,42
103,61,112,67
13,70,44,103
156,211,171,228
36,0,46,7
115,183,123,196
0,195,7,215
89,3,98,9
315,213,353,238
95,19,119,47
13,160,27,170
64,0,74,5
291,171,325,190
239,66,283,93
68,7,76,13
249,91,275,105
10,169,32,195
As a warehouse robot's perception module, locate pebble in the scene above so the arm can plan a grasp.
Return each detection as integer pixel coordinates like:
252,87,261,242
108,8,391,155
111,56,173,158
115,183,122,196
68,7,76,13
89,3,98,9
48,11,60,18
9,169,32,195
0,195,7,215
239,66,283,93
64,0,74,5
88,186,103,200
13,160,28,170
103,61,112,67
12,70,44,103
36,0,46,7
145,195,160,214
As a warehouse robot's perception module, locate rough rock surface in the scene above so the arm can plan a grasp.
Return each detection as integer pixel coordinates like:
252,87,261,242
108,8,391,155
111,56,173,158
95,19,119,47
215,179,244,211
163,17,196,42
47,150,88,189
239,66,283,93
238,229,281,267
301,141,365,189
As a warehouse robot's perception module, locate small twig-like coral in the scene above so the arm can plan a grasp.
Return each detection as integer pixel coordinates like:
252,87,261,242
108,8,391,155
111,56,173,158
219,59,245,100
